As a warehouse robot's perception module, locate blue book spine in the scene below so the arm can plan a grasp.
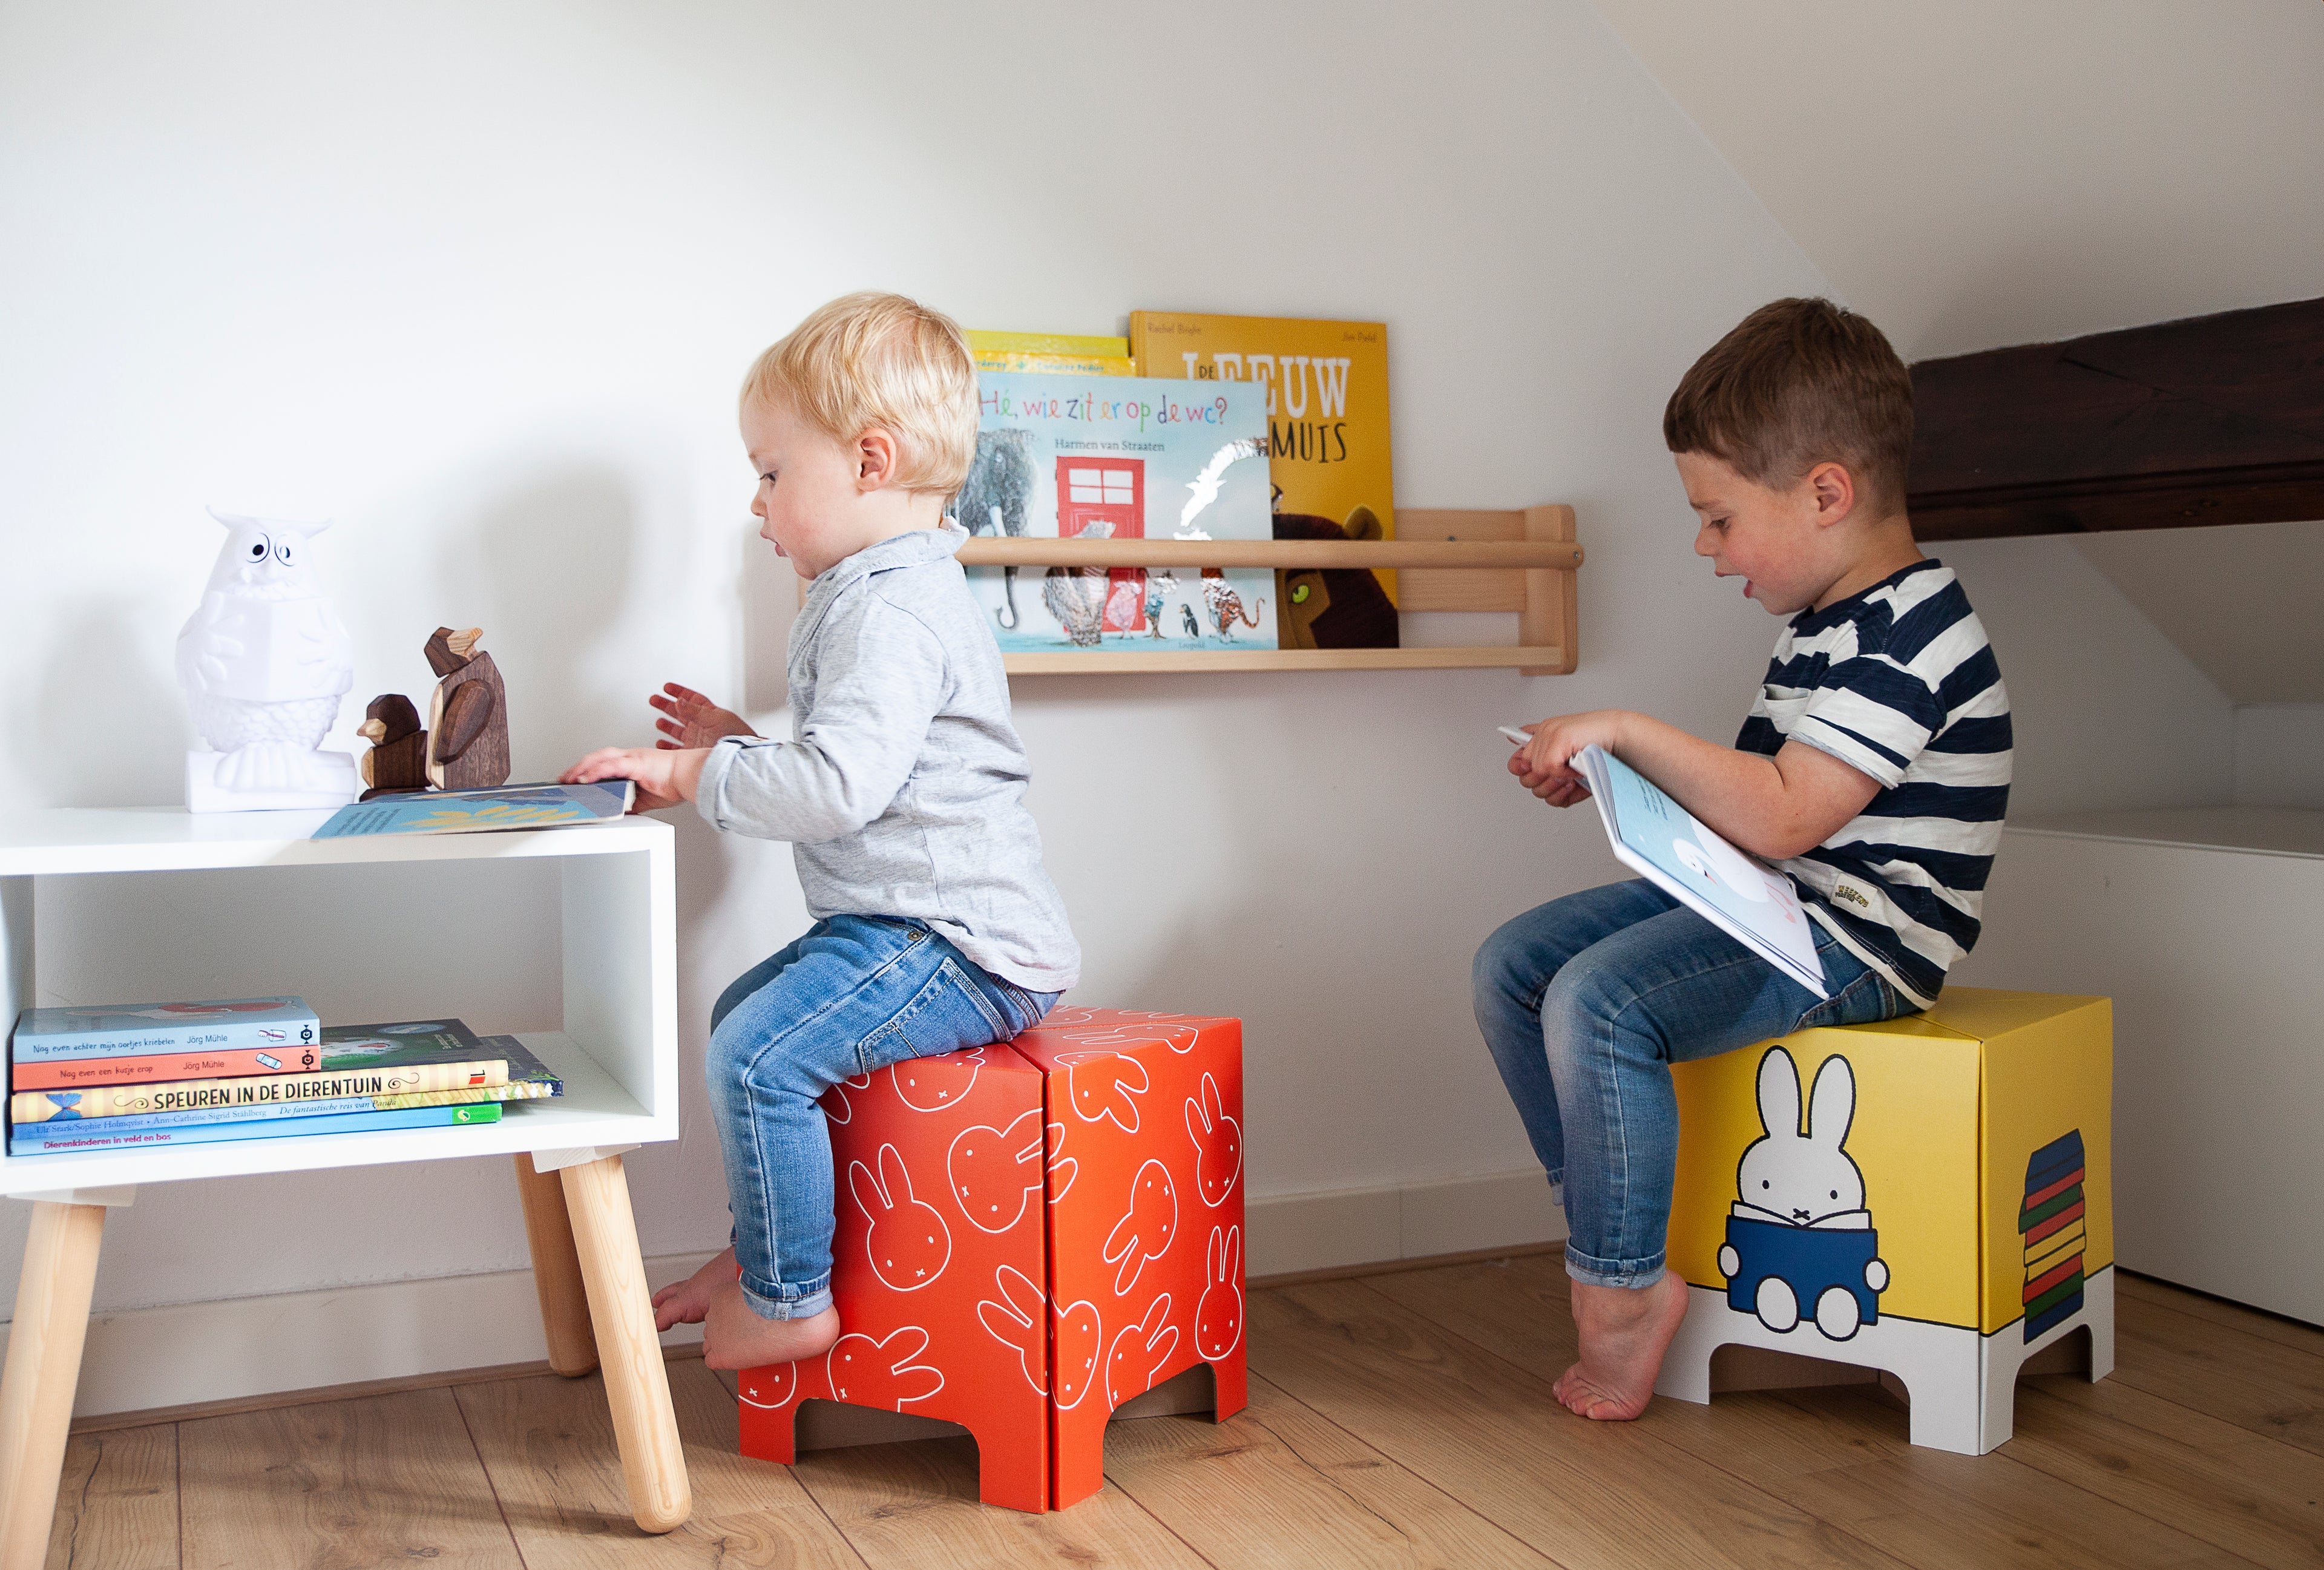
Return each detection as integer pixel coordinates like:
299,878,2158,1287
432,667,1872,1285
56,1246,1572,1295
9,1103,499,1155
11,1011,321,1063
18,1096,384,1140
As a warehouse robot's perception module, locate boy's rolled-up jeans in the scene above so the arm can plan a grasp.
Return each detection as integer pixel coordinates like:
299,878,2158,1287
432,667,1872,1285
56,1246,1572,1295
706,914,1059,1321
1472,879,1913,1290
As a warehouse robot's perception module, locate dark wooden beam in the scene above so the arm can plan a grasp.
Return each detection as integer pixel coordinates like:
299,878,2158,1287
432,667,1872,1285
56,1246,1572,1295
1906,295,2324,540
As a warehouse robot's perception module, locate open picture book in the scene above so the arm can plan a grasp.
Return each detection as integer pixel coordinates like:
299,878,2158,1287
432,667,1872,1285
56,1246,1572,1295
1571,744,1828,997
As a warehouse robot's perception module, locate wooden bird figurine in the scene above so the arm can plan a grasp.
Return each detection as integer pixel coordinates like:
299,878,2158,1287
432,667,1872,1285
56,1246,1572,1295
355,694,430,799
422,626,511,790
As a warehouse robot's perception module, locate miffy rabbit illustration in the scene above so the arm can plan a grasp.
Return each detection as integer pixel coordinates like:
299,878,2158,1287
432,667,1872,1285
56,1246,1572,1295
1044,1119,1077,1203
1716,1047,1889,1341
893,1046,982,1111
1055,1049,1149,1132
1052,1298,1103,1410
849,1145,953,1291
948,1108,1046,1233
976,1266,1050,1393
1196,1225,1244,1361
1184,1071,1242,1207
1106,1293,1180,1406
1101,1159,1179,1296
826,1325,945,1408
737,1362,795,1410
821,1070,873,1125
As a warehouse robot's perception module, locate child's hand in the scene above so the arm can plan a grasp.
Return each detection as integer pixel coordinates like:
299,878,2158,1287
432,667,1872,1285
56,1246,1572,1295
649,683,757,750
1508,711,1635,807
561,746,709,812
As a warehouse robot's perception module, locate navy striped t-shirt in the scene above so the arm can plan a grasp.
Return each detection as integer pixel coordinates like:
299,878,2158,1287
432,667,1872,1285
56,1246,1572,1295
1736,559,2011,1008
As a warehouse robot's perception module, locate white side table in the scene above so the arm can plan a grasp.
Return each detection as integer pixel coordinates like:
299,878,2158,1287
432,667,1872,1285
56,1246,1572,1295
0,807,691,1565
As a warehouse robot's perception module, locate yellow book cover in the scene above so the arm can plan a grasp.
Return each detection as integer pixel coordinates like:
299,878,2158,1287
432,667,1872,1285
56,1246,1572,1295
967,330,1134,378
11,1059,510,1123
1128,312,1399,633
967,330,1130,358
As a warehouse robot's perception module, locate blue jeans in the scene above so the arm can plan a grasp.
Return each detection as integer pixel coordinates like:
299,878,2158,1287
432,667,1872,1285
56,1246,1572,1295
706,915,1059,1320
1472,880,1914,1290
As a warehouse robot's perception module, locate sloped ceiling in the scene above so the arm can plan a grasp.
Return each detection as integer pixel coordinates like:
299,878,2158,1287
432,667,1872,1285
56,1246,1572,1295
1587,0,2324,360
1592,0,2324,703
2074,519,2324,704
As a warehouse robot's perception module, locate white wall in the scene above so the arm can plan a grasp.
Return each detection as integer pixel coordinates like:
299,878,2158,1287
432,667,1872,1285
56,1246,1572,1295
2234,706,2324,809
0,0,2240,1365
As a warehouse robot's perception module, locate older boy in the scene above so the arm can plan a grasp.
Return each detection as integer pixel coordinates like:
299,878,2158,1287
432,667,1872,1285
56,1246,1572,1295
565,292,1078,1369
1476,298,2011,1420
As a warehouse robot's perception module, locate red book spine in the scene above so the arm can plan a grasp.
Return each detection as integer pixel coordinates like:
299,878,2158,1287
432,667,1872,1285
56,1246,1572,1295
12,1046,317,1091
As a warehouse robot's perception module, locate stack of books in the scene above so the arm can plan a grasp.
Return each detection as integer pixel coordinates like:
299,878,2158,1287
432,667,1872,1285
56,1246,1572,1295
7,998,561,1155
2019,1129,2089,1341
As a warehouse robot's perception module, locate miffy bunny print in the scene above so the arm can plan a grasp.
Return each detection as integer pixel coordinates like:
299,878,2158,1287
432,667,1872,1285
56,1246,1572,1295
736,1009,1248,1513
1718,1047,1888,1340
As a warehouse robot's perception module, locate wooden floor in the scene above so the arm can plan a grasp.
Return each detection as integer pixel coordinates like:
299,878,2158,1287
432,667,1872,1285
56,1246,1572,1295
44,1261,2324,1568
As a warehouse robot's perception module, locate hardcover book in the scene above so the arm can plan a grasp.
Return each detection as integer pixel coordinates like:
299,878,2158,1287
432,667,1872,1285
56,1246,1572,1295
11,1059,510,1124
311,780,632,840
7,1017,549,1123
959,371,1276,653
967,329,1134,377
1127,312,1399,632
9,997,319,1064
10,1102,501,1155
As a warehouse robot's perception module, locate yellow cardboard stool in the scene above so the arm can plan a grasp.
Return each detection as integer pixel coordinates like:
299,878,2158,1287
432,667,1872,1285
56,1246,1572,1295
1653,988,2112,1454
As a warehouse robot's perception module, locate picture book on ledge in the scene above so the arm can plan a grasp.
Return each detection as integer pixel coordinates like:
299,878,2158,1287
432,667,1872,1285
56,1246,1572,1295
1127,312,1398,649
1572,744,1828,997
957,370,1277,654
310,780,632,839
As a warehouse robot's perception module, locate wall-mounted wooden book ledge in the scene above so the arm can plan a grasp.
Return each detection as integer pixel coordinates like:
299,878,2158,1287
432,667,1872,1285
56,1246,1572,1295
957,503,1580,675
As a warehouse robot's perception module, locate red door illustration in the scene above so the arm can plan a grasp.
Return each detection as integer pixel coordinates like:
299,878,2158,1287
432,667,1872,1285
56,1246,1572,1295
1057,458,1146,633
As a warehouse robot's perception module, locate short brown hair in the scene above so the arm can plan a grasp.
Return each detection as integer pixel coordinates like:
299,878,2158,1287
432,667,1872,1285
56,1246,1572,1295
1664,298,1913,514
742,292,978,494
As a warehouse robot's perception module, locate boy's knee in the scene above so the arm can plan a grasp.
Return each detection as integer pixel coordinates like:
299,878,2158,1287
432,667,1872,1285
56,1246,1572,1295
1471,915,1537,1007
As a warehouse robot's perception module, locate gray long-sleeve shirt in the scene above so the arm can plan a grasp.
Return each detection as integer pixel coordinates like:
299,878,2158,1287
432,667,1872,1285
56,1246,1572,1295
694,523,1080,993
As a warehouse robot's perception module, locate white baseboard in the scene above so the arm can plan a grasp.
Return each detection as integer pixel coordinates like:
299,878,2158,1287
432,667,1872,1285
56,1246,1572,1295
13,1169,1561,1419
1247,1168,1565,1278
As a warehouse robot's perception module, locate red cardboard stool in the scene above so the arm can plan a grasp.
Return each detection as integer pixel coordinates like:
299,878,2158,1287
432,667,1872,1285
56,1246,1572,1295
736,1008,1246,1512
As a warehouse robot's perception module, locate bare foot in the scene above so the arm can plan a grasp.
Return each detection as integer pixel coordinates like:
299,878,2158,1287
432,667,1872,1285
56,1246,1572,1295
1554,1270,1690,1421
652,1246,736,1332
701,1279,841,1370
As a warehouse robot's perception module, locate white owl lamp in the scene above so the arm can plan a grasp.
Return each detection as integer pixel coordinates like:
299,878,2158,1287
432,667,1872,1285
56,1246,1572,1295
176,508,360,812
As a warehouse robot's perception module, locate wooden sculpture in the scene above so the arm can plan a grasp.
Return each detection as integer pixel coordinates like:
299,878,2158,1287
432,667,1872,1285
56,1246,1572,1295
355,694,429,800
423,626,511,790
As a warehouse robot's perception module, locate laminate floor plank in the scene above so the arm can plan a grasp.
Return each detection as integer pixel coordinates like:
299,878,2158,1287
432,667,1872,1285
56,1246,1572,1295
2001,1378,2324,1569
457,1359,867,1569
1101,1370,1563,1569
1365,1253,2236,1569
178,1387,523,1570
1250,1277,1908,1570
2113,1293,2324,1456
1367,1255,1908,1479
44,1422,177,1570
2118,1276,2324,1363
789,1434,1211,1569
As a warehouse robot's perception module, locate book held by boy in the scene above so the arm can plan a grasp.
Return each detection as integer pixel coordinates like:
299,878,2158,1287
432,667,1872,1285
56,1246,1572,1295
960,371,1278,653
310,780,632,840
8,997,319,1065
1571,744,1829,998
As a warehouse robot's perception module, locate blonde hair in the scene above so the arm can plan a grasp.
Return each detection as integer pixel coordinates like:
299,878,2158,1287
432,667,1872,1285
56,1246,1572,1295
741,292,978,494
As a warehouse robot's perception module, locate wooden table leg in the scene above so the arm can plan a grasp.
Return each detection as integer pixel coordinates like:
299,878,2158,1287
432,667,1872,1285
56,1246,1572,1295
513,1154,599,1377
560,1154,691,1534
0,1202,106,1570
